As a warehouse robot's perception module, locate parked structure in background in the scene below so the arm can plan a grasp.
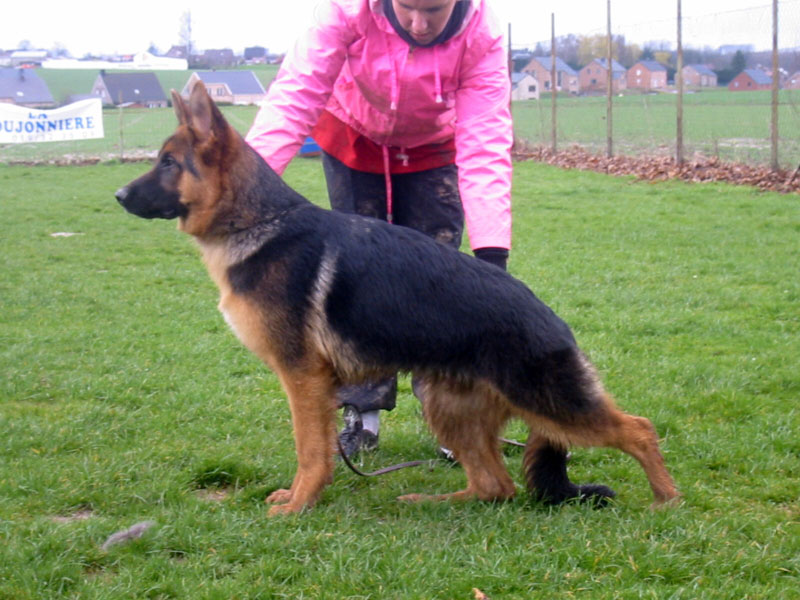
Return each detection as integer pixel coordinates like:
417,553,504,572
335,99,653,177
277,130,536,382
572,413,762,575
578,58,627,94
786,71,800,90
511,72,539,100
181,71,267,105
0,68,54,107
2,50,49,68
91,72,168,107
682,64,718,87
728,68,773,91
200,49,237,68
626,60,668,91
521,56,579,95
244,46,268,64
43,52,187,71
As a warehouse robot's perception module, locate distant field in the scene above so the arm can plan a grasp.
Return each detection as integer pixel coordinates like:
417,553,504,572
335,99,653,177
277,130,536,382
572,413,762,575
36,66,281,105
512,88,800,166
2,70,799,167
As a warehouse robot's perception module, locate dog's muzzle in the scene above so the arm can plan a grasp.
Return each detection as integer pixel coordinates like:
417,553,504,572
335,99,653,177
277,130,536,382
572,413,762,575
115,187,129,205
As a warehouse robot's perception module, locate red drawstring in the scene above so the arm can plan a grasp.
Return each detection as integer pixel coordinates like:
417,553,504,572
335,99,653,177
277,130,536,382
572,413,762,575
382,145,393,223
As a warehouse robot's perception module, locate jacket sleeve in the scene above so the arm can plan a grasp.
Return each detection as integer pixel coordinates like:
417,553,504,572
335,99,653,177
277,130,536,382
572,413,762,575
245,1,354,174
454,21,513,251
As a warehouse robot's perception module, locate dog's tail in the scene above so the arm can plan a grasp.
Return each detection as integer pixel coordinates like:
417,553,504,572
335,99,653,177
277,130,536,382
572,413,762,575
523,440,616,506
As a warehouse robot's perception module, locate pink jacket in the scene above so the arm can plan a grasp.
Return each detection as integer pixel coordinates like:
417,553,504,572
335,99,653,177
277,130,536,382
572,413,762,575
245,0,513,250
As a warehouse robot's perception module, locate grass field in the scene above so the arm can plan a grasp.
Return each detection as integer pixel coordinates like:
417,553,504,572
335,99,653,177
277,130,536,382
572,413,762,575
513,88,800,166
2,70,799,167
1,158,798,598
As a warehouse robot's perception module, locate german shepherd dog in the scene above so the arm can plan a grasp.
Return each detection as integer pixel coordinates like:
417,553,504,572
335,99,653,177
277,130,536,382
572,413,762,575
116,83,679,515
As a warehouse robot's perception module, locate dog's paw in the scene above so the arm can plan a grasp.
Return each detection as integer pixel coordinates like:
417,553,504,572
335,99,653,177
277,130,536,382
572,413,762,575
577,483,616,505
265,488,292,504
649,494,682,510
397,493,426,503
267,503,303,516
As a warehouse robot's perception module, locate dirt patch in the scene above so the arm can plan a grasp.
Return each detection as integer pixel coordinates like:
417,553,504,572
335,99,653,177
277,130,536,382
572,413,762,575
195,488,231,502
513,144,800,195
51,507,94,523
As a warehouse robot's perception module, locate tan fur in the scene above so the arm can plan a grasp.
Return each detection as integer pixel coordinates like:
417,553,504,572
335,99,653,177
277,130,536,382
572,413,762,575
408,376,678,508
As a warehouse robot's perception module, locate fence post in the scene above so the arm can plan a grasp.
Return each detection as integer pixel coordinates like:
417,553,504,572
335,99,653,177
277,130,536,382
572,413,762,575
118,91,124,162
676,0,684,166
550,13,557,153
771,0,779,171
606,0,613,158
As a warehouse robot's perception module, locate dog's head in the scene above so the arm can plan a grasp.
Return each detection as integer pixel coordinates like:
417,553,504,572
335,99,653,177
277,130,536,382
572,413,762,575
115,82,242,237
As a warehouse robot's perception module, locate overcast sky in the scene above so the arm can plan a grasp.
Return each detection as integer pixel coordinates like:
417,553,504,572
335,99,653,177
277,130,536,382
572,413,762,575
3,0,798,58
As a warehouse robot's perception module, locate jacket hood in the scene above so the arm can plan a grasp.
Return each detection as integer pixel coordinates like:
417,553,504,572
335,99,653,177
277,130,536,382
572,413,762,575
369,0,479,42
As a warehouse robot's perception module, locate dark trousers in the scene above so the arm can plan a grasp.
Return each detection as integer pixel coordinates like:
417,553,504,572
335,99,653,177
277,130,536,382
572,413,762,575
322,151,464,412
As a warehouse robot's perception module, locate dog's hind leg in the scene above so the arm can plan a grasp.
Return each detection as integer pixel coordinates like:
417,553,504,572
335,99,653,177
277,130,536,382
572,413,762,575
523,436,616,506
523,395,679,508
267,360,338,515
398,378,517,503
590,400,679,507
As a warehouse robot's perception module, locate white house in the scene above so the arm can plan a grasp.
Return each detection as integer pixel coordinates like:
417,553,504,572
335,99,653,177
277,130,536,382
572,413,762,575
511,72,539,100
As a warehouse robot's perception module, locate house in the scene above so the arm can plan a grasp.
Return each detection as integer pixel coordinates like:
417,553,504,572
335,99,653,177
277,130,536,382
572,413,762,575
626,60,668,91
521,56,579,95
244,46,267,64
182,71,267,105
578,58,626,94
202,49,237,67
682,64,718,87
728,69,772,91
0,68,55,107
511,72,538,100
165,45,189,59
786,71,800,90
91,71,168,107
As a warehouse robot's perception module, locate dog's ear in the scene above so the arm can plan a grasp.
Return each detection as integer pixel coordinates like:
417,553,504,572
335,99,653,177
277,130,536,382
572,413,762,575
187,81,228,143
171,89,188,125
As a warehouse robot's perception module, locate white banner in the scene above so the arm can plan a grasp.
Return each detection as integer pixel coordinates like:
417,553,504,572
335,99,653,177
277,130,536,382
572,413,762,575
0,99,104,144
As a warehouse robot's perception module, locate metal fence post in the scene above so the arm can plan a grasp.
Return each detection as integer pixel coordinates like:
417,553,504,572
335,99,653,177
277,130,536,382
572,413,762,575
771,0,779,172
551,13,557,153
676,0,684,166
606,0,613,158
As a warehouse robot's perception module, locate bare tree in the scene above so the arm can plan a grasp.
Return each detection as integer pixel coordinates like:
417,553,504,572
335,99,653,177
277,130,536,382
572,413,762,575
51,42,70,58
179,11,194,58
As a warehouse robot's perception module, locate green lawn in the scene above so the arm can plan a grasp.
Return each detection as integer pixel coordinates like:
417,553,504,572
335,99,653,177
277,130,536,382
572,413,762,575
0,159,798,598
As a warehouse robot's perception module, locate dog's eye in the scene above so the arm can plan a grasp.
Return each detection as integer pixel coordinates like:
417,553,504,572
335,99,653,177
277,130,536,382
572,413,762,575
159,154,179,170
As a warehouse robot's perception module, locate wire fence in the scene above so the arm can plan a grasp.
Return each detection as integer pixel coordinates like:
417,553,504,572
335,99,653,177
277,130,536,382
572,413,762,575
510,0,800,170
1,1,799,170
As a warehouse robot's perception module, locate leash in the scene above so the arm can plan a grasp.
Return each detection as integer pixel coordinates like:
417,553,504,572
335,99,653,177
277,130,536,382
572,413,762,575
336,436,526,478
337,436,433,477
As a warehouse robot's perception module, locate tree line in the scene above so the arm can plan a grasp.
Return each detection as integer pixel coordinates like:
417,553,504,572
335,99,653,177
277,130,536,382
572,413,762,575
516,34,800,84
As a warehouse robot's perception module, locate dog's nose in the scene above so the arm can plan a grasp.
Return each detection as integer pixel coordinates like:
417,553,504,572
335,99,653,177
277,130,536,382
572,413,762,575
115,187,128,204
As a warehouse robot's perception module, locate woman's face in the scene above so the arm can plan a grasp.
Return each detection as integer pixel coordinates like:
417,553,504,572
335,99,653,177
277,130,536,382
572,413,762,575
391,0,459,46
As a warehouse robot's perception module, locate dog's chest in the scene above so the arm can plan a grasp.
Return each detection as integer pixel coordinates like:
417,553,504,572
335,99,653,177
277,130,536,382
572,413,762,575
198,241,277,367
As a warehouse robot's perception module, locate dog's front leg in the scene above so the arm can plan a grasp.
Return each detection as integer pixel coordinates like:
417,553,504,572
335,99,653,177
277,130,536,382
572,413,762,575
267,363,337,515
